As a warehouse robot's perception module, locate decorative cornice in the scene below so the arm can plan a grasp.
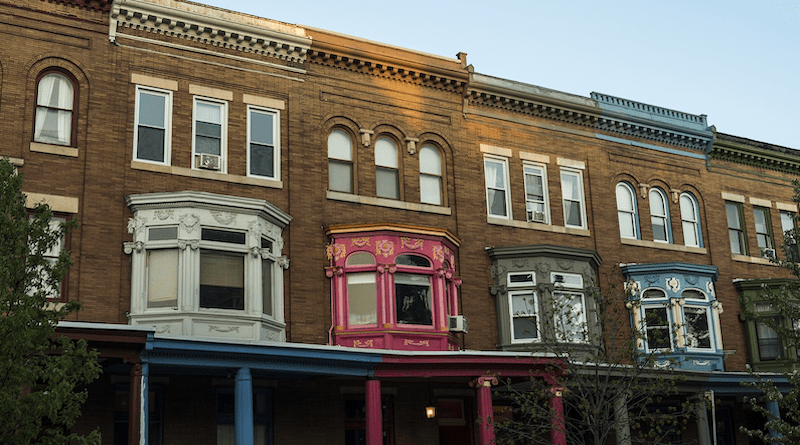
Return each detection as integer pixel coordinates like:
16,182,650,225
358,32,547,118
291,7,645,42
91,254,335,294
591,92,713,152
44,0,113,12
711,132,800,173
326,222,460,247
109,0,311,64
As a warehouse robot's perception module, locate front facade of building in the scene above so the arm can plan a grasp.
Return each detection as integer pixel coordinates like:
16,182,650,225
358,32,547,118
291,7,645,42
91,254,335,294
2,0,800,444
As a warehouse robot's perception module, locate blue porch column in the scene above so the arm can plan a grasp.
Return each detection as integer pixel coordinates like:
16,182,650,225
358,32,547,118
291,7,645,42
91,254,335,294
766,399,781,443
235,367,254,445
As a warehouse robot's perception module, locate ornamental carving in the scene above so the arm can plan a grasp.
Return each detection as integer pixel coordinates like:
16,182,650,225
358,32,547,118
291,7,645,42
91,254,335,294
351,237,370,247
489,263,507,279
375,240,394,258
208,325,240,333
210,211,237,225
352,339,374,348
154,209,174,220
666,277,681,293
248,220,264,238
400,237,424,250
404,339,430,347
123,241,144,254
535,262,551,276
276,236,285,253
432,245,445,262
127,216,146,236
326,243,346,261
179,214,200,233
512,258,530,269
178,239,200,250
706,282,716,297
556,259,574,270
278,256,290,270
685,274,699,286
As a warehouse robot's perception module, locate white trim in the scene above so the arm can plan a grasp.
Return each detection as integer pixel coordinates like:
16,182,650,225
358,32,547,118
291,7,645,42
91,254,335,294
133,85,172,165
509,289,540,343
560,167,587,230
522,161,550,225
246,105,281,181
192,96,228,173
484,155,512,219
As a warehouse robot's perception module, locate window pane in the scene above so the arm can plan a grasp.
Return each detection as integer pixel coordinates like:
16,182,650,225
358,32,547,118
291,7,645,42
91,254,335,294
328,130,352,161
511,293,536,315
753,207,773,250
725,203,742,230
513,316,538,340
149,226,178,241
34,108,72,145
652,218,667,242
420,174,442,205
250,110,274,144
329,161,353,193
487,189,507,217
196,101,221,123
202,228,246,244
644,307,670,349
564,201,582,227
395,273,432,325
684,307,711,349
250,143,274,178
642,289,666,299
682,220,699,247
419,146,441,175
195,134,221,155
395,254,430,268
347,253,375,265
147,249,178,308
199,250,245,310
553,292,586,343
38,73,73,109
561,172,580,201
375,138,398,168
139,92,166,128
756,320,782,360
262,259,273,316
485,160,506,189
137,127,165,162
348,273,377,325
376,168,399,199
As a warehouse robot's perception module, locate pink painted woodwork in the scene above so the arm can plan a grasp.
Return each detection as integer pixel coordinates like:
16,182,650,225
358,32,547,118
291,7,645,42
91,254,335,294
365,379,382,445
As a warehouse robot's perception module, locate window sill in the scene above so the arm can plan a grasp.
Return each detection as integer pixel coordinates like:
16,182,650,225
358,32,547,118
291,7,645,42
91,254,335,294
30,142,78,158
620,238,707,254
486,216,590,237
326,190,452,215
131,160,283,189
731,254,776,265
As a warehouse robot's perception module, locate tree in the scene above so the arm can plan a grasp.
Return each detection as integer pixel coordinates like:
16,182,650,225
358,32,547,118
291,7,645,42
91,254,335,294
494,266,701,445
0,158,101,444
739,179,800,444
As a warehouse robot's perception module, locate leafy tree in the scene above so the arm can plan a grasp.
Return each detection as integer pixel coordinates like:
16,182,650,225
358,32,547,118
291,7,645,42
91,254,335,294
740,179,800,444
494,267,701,445
0,158,101,444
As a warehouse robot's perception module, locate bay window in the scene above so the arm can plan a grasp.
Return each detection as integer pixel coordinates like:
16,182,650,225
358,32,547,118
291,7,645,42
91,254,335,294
125,191,291,342
326,224,462,351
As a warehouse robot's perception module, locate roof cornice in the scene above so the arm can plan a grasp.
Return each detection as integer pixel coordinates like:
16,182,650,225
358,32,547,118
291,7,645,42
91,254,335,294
711,132,800,173
109,0,312,64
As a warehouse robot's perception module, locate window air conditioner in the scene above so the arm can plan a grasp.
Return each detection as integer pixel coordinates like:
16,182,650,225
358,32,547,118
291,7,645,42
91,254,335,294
527,210,546,223
198,153,221,171
448,315,468,333
760,248,776,259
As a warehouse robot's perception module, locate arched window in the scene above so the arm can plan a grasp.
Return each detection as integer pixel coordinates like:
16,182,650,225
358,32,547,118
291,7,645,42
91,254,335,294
375,138,399,199
34,71,76,146
616,182,638,239
328,129,353,193
649,187,671,243
679,192,702,247
419,145,442,205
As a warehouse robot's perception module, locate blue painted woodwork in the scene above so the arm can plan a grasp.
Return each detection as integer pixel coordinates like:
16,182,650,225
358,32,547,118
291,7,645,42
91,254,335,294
235,367,254,445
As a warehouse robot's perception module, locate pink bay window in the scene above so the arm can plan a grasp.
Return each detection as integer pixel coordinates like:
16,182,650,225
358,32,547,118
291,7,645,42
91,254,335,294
326,224,462,351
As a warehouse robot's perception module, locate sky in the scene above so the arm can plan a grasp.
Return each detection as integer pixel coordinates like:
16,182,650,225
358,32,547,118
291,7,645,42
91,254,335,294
199,0,800,149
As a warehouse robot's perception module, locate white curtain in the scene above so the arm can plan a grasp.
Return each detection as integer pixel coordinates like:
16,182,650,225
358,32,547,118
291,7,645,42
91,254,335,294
33,75,56,141
34,74,73,145
56,76,73,144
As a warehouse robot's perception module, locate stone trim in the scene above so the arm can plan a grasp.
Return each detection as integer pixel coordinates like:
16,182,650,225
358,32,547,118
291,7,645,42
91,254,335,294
24,192,79,213
29,142,78,158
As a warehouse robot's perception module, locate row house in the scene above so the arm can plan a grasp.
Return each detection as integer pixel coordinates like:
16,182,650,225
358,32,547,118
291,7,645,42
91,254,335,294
1,0,798,444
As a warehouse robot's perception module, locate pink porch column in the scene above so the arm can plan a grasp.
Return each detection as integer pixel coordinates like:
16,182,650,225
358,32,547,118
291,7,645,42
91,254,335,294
366,379,382,445
550,387,566,445
471,376,498,445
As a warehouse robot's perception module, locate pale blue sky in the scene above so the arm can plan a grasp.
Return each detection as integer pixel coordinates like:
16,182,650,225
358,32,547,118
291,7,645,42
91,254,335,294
201,0,799,149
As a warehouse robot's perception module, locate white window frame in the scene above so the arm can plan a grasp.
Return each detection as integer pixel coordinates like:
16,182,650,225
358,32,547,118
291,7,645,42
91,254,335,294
679,193,701,247
682,304,713,351
133,85,172,165
638,288,673,352
246,105,280,180
616,182,638,239
649,187,671,243
523,162,549,224
484,155,512,219
507,272,538,343
375,137,400,200
328,129,354,194
560,168,586,229
551,272,587,343
419,145,443,206
192,96,228,173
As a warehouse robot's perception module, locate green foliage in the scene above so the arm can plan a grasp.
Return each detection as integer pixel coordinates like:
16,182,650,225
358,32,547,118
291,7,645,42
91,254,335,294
0,158,101,445
494,266,700,445
739,178,800,444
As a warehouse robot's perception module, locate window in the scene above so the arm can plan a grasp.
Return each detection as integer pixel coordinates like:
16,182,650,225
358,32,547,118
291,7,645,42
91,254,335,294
134,86,172,164
247,106,280,180
780,210,798,261
726,201,747,255
484,156,510,218
126,192,290,341
616,182,638,239
508,272,539,342
29,216,68,300
756,317,782,361
328,129,354,193
375,138,399,199
560,169,586,229
753,206,774,257
679,192,701,247
552,272,587,343
193,98,227,171
326,225,462,351
419,145,442,205
649,187,670,243
34,71,76,146
524,163,549,223
622,263,723,371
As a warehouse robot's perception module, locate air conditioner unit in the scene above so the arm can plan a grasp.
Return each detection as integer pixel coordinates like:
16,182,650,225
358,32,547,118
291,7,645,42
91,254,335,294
198,153,221,171
527,210,546,223
760,248,776,259
448,315,468,333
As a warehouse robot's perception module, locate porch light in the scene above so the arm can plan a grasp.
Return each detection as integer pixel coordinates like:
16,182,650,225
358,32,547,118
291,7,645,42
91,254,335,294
425,404,437,419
